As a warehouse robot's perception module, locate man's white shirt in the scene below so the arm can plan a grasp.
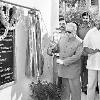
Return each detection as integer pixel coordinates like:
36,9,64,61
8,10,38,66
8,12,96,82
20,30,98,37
83,27,100,70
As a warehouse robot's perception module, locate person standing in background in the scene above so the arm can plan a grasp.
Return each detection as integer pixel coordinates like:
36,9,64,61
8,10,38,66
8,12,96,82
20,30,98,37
83,21,100,100
78,12,90,94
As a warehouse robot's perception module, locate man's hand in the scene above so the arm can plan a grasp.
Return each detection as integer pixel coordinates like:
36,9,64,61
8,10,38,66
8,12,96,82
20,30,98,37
54,53,59,57
47,47,53,56
56,59,63,64
84,47,100,54
94,49,100,53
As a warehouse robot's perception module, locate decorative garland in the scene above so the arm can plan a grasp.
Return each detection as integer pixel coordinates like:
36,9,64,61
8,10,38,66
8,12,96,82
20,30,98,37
0,28,8,41
0,9,9,40
0,5,16,41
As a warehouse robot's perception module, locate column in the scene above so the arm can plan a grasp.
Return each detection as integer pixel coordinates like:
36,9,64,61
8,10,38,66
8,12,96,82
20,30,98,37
51,0,59,83
98,0,100,15
62,1,66,19
86,0,91,9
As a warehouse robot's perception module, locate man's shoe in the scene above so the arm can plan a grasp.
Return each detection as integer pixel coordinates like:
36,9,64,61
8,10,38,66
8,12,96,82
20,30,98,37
96,86,99,94
82,86,87,95
83,90,87,95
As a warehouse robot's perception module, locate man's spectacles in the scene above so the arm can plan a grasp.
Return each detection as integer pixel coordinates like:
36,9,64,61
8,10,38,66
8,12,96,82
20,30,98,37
65,31,72,34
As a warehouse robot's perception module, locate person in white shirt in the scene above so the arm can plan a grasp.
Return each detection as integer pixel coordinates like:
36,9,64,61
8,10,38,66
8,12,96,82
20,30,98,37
83,21,100,100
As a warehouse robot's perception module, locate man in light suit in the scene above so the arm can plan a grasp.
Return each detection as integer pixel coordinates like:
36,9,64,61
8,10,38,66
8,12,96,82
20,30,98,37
48,22,83,100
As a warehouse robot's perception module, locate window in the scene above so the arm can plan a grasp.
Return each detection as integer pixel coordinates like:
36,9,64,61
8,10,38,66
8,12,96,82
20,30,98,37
91,0,98,5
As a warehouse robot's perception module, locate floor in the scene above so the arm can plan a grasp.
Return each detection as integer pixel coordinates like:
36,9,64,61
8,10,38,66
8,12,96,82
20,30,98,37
81,92,99,100
0,77,99,100
21,77,99,100
12,78,99,100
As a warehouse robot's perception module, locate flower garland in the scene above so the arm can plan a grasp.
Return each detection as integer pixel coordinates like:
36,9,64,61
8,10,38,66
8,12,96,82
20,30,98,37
0,8,9,41
0,28,8,41
0,6,16,41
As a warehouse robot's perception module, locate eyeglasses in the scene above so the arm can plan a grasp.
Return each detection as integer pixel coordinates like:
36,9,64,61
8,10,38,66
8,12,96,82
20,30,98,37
65,31,72,34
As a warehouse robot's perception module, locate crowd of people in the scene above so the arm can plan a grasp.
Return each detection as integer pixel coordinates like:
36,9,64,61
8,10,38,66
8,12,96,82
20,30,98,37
47,12,100,100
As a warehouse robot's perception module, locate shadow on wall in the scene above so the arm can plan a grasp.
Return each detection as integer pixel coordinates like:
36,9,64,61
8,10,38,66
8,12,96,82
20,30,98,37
41,33,53,82
11,15,33,100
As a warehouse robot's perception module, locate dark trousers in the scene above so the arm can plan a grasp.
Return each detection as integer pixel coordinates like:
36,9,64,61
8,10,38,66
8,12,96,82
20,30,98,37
81,56,99,93
81,56,88,91
57,77,62,89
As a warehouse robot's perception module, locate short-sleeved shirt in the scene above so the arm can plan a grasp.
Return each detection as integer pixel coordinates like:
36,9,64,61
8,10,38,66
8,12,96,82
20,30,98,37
83,27,100,70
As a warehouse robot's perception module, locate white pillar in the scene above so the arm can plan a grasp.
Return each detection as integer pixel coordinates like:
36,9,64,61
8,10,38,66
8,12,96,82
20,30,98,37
86,0,91,9
62,1,66,19
98,0,100,15
51,0,59,34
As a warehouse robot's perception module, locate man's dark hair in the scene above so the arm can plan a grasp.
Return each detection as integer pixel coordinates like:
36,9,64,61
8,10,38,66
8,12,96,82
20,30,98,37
2,6,6,14
59,17,64,21
82,12,90,18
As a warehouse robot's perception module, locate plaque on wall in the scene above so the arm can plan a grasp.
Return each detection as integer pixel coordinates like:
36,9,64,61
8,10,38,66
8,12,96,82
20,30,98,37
0,26,15,89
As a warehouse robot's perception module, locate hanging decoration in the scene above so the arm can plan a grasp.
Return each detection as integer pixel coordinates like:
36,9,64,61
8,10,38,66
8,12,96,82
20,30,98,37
0,5,9,41
0,4,17,41
27,9,44,79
